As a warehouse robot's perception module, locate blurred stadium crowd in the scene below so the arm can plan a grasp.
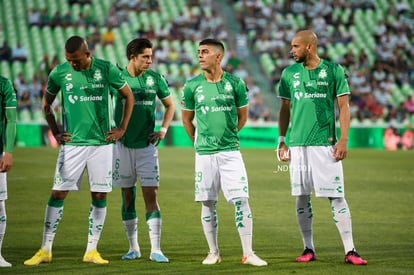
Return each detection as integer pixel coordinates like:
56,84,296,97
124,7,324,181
0,0,413,128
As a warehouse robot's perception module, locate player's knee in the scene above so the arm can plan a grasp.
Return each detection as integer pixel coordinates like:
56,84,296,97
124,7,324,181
92,192,107,200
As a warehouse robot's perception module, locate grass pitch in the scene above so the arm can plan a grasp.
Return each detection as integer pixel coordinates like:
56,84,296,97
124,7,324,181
2,146,413,274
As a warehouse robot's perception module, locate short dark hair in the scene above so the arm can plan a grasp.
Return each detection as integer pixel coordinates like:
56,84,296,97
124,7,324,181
126,38,153,59
65,35,87,53
199,38,225,52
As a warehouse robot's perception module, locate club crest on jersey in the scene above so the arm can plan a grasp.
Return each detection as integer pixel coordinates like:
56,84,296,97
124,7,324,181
146,76,155,87
93,69,102,81
224,81,233,92
318,69,327,79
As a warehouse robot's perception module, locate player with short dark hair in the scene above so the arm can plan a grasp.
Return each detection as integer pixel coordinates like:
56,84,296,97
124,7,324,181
181,38,267,266
24,35,134,265
112,38,174,263
277,30,367,265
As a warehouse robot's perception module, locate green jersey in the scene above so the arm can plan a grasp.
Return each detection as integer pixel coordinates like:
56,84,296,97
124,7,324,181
278,59,350,146
181,71,248,154
114,69,170,148
0,76,17,154
47,57,127,145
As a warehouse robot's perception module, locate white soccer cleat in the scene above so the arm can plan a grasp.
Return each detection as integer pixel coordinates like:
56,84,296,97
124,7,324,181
0,256,12,267
242,253,268,266
202,252,221,264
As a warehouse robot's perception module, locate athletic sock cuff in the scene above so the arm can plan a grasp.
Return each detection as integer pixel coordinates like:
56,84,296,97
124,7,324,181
146,211,161,221
47,196,64,207
92,198,107,208
122,211,137,221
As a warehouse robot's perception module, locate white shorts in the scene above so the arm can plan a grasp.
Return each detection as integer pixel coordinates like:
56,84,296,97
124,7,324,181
195,151,249,203
52,144,113,192
113,142,160,188
290,146,344,198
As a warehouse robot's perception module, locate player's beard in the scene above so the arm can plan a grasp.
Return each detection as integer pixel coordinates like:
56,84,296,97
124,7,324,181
294,53,306,63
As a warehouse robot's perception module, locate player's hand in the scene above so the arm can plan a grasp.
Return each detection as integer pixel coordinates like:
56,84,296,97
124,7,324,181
333,140,348,161
276,142,291,162
106,128,126,143
54,132,72,144
0,152,13,172
148,131,166,146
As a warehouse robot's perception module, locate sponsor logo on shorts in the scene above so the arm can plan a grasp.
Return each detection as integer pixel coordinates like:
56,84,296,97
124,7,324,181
319,187,335,192
92,182,110,187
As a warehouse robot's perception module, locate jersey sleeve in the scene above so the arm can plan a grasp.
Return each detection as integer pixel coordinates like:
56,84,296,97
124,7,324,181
109,63,127,90
46,67,61,95
335,64,350,97
157,74,171,100
235,78,248,108
181,82,195,111
3,79,17,108
278,69,291,99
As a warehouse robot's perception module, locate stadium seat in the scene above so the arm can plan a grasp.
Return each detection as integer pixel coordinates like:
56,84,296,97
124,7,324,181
18,109,32,123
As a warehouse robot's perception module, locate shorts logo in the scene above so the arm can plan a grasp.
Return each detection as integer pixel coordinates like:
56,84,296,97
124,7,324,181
112,170,119,180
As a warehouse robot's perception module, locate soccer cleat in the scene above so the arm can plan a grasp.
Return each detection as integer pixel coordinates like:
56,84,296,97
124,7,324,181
0,256,12,267
121,250,141,260
242,253,268,266
150,252,169,263
296,248,316,262
345,249,367,265
202,252,221,265
83,250,109,264
24,249,52,265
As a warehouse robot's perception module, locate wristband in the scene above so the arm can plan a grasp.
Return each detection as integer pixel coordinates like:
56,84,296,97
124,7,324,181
278,136,285,143
160,127,168,134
